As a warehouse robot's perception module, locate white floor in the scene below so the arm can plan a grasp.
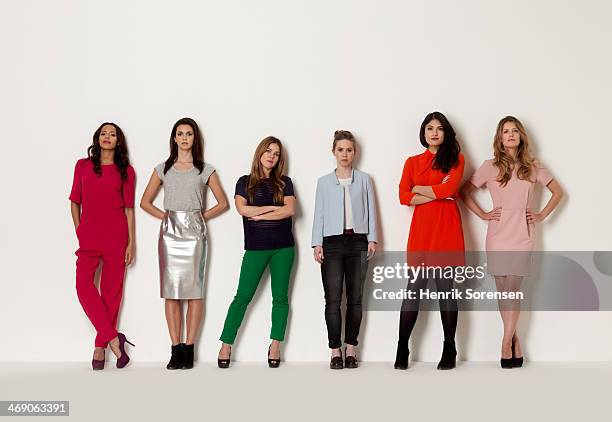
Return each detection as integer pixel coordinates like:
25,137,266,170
1,362,609,421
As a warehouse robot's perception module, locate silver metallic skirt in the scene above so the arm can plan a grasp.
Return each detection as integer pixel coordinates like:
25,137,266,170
158,211,207,299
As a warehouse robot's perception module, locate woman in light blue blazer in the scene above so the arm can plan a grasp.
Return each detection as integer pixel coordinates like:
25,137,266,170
312,130,378,369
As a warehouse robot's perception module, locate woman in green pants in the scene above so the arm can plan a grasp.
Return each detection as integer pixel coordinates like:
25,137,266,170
218,136,296,368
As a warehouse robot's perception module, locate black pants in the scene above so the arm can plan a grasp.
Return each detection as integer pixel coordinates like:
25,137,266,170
321,233,369,349
397,274,458,347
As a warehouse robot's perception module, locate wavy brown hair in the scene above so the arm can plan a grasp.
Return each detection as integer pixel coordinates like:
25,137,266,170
163,117,205,175
247,136,286,205
493,116,536,187
87,122,130,181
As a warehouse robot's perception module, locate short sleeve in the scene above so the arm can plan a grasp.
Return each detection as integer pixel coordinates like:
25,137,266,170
69,159,84,203
154,163,166,182
122,165,136,208
201,163,216,184
535,163,553,186
283,176,295,197
235,175,248,199
470,160,492,188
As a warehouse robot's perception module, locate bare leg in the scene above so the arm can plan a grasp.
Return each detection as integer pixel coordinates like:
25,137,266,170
218,343,231,359
269,339,281,359
165,299,182,345
331,348,341,358
495,276,513,359
507,275,524,357
185,299,203,345
93,347,105,360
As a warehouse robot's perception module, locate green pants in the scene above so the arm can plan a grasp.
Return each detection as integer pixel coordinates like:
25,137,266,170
220,246,295,344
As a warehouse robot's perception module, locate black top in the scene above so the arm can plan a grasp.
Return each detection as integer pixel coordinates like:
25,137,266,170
235,175,295,250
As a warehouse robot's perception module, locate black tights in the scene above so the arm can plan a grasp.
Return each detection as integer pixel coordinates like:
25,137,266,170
397,276,458,348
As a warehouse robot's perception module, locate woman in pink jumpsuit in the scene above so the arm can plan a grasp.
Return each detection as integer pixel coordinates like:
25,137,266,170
461,116,563,368
69,122,136,370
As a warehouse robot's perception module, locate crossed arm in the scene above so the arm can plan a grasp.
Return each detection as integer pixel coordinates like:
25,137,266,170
235,195,295,221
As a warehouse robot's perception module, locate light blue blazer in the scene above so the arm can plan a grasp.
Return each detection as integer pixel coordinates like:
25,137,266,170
311,168,378,247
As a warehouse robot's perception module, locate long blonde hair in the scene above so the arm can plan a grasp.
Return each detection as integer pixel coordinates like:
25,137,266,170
247,136,287,205
493,116,535,186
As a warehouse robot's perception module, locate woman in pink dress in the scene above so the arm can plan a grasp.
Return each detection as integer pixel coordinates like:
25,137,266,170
461,116,563,368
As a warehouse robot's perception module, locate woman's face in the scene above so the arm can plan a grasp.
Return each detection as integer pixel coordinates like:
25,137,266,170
174,124,195,152
260,142,281,173
98,124,118,150
424,119,445,147
333,139,355,167
501,121,521,149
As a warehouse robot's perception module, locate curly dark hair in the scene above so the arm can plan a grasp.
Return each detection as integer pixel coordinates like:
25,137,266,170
419,111,460,173
87,122,130,180
163,117,205,175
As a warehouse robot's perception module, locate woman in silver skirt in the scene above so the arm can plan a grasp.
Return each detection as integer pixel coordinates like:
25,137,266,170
141,117,228,369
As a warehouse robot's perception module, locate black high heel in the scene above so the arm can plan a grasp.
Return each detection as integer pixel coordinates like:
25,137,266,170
501,340,513,369
512,338,523,368
218,345,231,369
267,344,281,368
394,342,409,370
437,340,457,370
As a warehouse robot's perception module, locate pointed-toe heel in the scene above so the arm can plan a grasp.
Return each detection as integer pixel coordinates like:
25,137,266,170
115,332,135,369
437,340,457,370
512,338,523,368
394,342,409,370
92,359,105,371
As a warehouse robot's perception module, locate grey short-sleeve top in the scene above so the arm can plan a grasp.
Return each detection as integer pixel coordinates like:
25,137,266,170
155,162,216,211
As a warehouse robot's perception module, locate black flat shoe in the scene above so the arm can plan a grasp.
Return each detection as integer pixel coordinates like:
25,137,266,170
437,340,457,370
394,342,409,370
182,344,194,369
268,345,280,368
218,346,231,369
166,343,185,370
500,357,514,369
330,350,343,370
344,348,358,369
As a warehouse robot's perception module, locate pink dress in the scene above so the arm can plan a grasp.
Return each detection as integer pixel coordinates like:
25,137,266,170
470,159,553,275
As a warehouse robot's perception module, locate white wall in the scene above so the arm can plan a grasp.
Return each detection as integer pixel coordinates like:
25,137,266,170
1,0,611,362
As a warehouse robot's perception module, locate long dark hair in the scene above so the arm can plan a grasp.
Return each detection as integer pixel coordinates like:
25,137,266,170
87,122,130,181
163,117,204,174
247,136,286,205
419,111,460,173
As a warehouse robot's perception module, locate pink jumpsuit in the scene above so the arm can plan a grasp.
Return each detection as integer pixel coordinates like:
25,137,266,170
69,158,135,347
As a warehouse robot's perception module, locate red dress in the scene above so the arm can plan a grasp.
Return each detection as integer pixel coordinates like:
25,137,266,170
399,149,465,265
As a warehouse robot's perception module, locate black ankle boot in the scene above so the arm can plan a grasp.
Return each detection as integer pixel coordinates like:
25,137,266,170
394,342,409,370
182,344,194,369
437,340,457,370
166,343,184,370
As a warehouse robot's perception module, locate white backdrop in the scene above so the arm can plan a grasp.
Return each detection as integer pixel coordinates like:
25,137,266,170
1,0,611,362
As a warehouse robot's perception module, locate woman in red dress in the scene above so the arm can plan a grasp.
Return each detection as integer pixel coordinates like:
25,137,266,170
395,112,465,370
